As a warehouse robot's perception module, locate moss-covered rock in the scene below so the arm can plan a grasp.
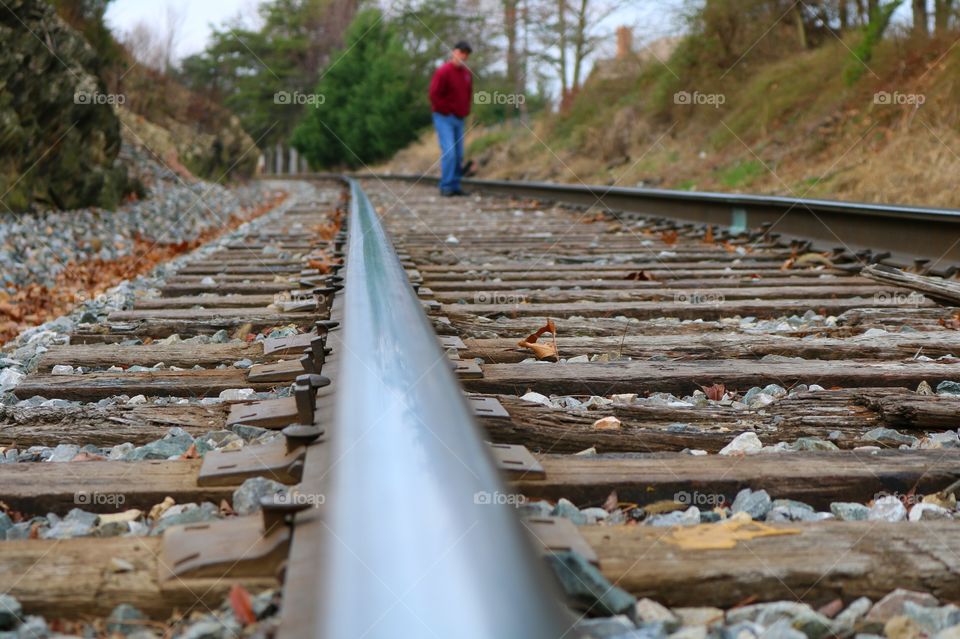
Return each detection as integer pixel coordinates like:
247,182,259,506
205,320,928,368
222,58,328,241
0,0,129,212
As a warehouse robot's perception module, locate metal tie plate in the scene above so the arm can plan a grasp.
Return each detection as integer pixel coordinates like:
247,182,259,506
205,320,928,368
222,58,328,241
487,442,544,478
196,437,308,486
438,335,466,350
227,396,299,429
159,515,290,581
467,396,509,418
247,359,308,383
524,517,598,565
453,360,483,378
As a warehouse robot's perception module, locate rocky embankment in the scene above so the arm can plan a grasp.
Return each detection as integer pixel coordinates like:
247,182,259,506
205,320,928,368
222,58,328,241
0,0,130,212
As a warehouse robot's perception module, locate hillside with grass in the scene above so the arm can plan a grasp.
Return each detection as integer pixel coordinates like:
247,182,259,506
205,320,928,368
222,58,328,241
382,10,960,209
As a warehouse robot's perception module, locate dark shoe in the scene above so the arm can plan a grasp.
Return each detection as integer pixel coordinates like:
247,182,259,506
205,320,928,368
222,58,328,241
450,189,469,196
440,190,456,197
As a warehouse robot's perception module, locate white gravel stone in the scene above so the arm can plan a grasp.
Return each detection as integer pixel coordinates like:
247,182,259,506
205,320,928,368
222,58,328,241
868,496,907,522
219,388,255,401
719,432,763,455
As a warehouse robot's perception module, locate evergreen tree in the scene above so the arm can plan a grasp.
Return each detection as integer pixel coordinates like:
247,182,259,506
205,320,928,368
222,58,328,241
293,9,430,168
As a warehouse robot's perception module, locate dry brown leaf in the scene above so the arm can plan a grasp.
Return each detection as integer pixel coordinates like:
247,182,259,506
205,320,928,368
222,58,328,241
663,512,800,550
517,318,559,360
230,584,257,625
660,230,679,246
782,252,834,270
233,323,253,340
701,383,726,401
523,318,557,343
703,226,714,244
179,443,200,460
623,270,656,281
72,451,107,462
644,500,687,515
517,340,558,360
0,192,288,346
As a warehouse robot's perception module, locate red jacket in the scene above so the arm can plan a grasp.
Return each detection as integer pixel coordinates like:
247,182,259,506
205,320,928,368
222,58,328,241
429,61,472,118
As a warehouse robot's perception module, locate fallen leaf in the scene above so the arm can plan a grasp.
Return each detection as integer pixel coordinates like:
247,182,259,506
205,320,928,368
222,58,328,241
644,500,687,515
230,584,257,625
703,226,714,244
782,252,834,270
701,383,726,401
72,451,107,462
517,340,558,360
664,512,800,550
517,318,559,361
220,499,235,516
179,443,200,460
660,230,679,246
623,270,656,281
233,323,253,340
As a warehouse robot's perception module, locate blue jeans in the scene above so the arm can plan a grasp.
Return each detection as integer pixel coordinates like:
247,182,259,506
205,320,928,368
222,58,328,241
432,112,464,194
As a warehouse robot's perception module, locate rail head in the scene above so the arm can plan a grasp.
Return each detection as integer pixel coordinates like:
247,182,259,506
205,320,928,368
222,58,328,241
308,178,572,638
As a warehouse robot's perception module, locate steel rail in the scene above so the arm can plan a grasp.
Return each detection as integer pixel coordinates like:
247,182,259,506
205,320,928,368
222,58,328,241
359,174,960,270
308,178,571,638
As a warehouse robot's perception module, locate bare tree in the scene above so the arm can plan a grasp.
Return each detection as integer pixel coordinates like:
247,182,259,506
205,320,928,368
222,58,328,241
162,3,186,71
122,21,165,70
531,0,618,109
120,3,186,72
913,0,929,37
934,0,954,31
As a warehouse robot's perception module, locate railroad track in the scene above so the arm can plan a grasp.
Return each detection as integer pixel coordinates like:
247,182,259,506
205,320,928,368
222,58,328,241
2,175,960,638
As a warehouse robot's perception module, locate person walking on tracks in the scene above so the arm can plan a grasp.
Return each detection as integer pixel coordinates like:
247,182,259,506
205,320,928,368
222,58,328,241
429,41,473,197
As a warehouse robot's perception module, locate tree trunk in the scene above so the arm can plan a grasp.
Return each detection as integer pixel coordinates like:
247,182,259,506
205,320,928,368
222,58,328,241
504,0,519,88
571,0,589,92
795,3,809,48
914,0,930,36
519,0,530,123
935,0,954,31
557,0,570,108
840,0,850,30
